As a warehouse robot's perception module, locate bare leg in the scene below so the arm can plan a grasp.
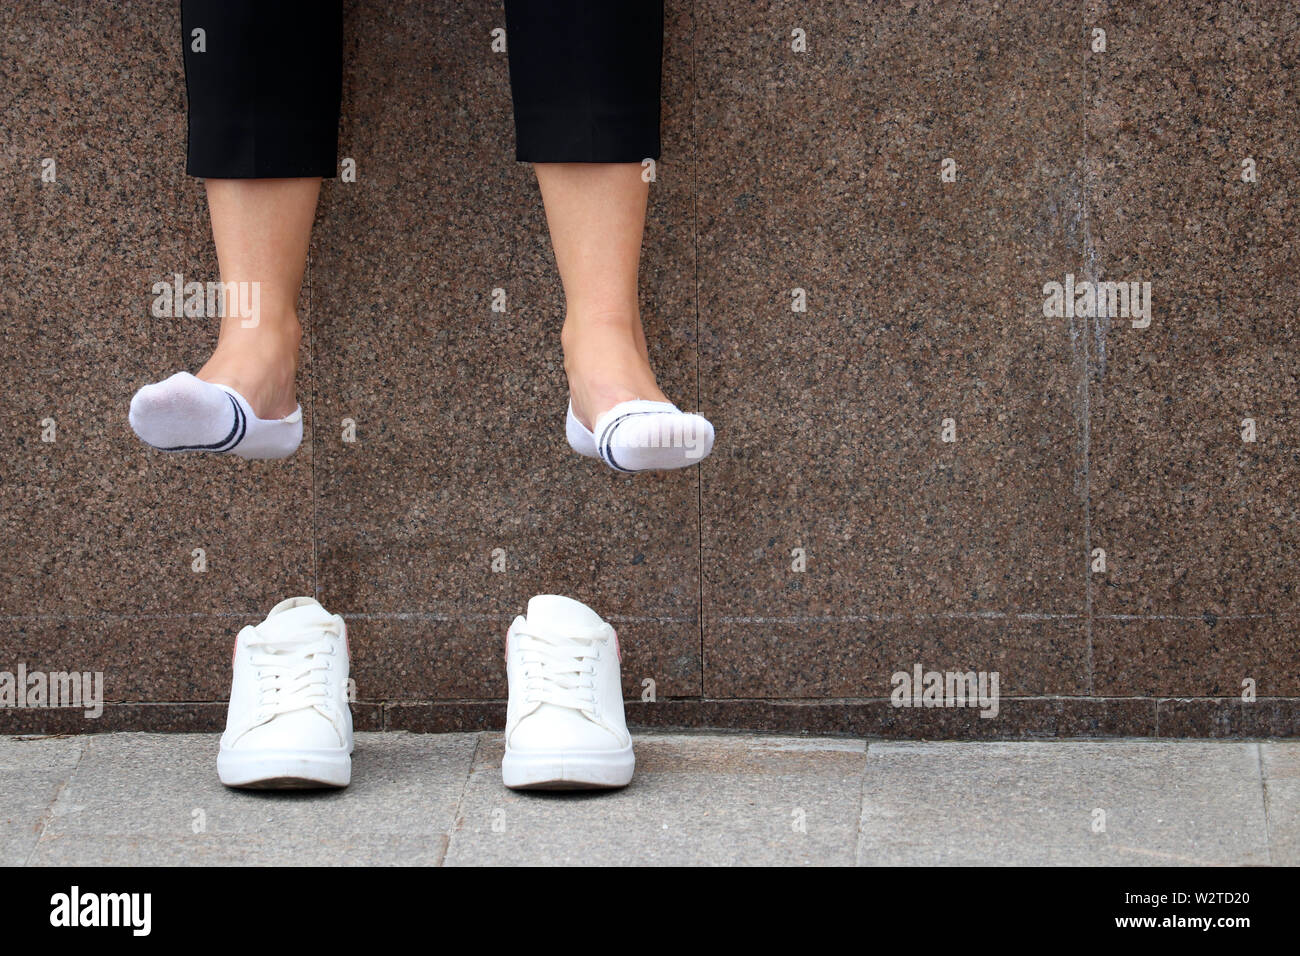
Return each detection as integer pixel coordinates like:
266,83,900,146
196,178,320,420
534,163,671,430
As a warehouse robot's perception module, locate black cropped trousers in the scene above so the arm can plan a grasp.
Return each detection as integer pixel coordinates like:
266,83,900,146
180,0,663,178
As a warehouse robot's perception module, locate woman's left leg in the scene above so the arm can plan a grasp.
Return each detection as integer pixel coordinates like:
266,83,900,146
534,161,668,429
503,0,712,472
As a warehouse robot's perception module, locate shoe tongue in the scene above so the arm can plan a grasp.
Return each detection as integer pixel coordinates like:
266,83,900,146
525,594,605,637
258,597,334,641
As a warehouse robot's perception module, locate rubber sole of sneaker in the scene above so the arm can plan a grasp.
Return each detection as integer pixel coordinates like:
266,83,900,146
502,745,635,790
217,748,351,789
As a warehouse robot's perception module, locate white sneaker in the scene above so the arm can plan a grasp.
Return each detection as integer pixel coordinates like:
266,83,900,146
217,597,353,789
502,595,634,790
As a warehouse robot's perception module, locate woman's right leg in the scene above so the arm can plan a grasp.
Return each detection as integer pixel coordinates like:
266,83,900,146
196,177,320,421
130,0,340,457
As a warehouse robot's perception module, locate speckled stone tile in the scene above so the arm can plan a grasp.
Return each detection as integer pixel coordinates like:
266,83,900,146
1094,617,1300,697
0,612,391,726
1085,0,1300,694
0,616,235,708
0,702,383,735
697,1,1088,696
383,695,1161,738
705,617,1088,698
306,0,701,698
0,1,314,628
1157,697,1300,738
385,700,503,733
348,615,699,701
624,696,1158,739
0,704,228,735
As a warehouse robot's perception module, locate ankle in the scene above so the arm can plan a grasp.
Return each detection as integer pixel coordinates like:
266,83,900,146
562,307,639,346
215,308,302,355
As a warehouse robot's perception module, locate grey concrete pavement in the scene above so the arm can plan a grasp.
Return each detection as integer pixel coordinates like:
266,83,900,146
858,742,1270,866
2,732,1291,866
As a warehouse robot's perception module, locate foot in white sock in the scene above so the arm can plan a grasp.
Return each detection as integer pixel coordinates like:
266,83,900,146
129,371,302,460
566,399,714,473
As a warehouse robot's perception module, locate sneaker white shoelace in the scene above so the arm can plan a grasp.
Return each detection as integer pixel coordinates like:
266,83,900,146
246,622,338,721
515,628,604,713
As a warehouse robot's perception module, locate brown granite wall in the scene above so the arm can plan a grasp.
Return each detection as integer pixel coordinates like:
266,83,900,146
2,1,1296,737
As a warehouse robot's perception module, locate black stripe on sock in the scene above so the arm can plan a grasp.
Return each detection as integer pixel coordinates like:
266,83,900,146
598,411,653,473
156,392,245,453
225,393,248,451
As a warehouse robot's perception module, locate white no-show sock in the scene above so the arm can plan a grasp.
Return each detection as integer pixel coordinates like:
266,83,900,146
566,399,715,473
128,371,302,460
566,401,600,459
